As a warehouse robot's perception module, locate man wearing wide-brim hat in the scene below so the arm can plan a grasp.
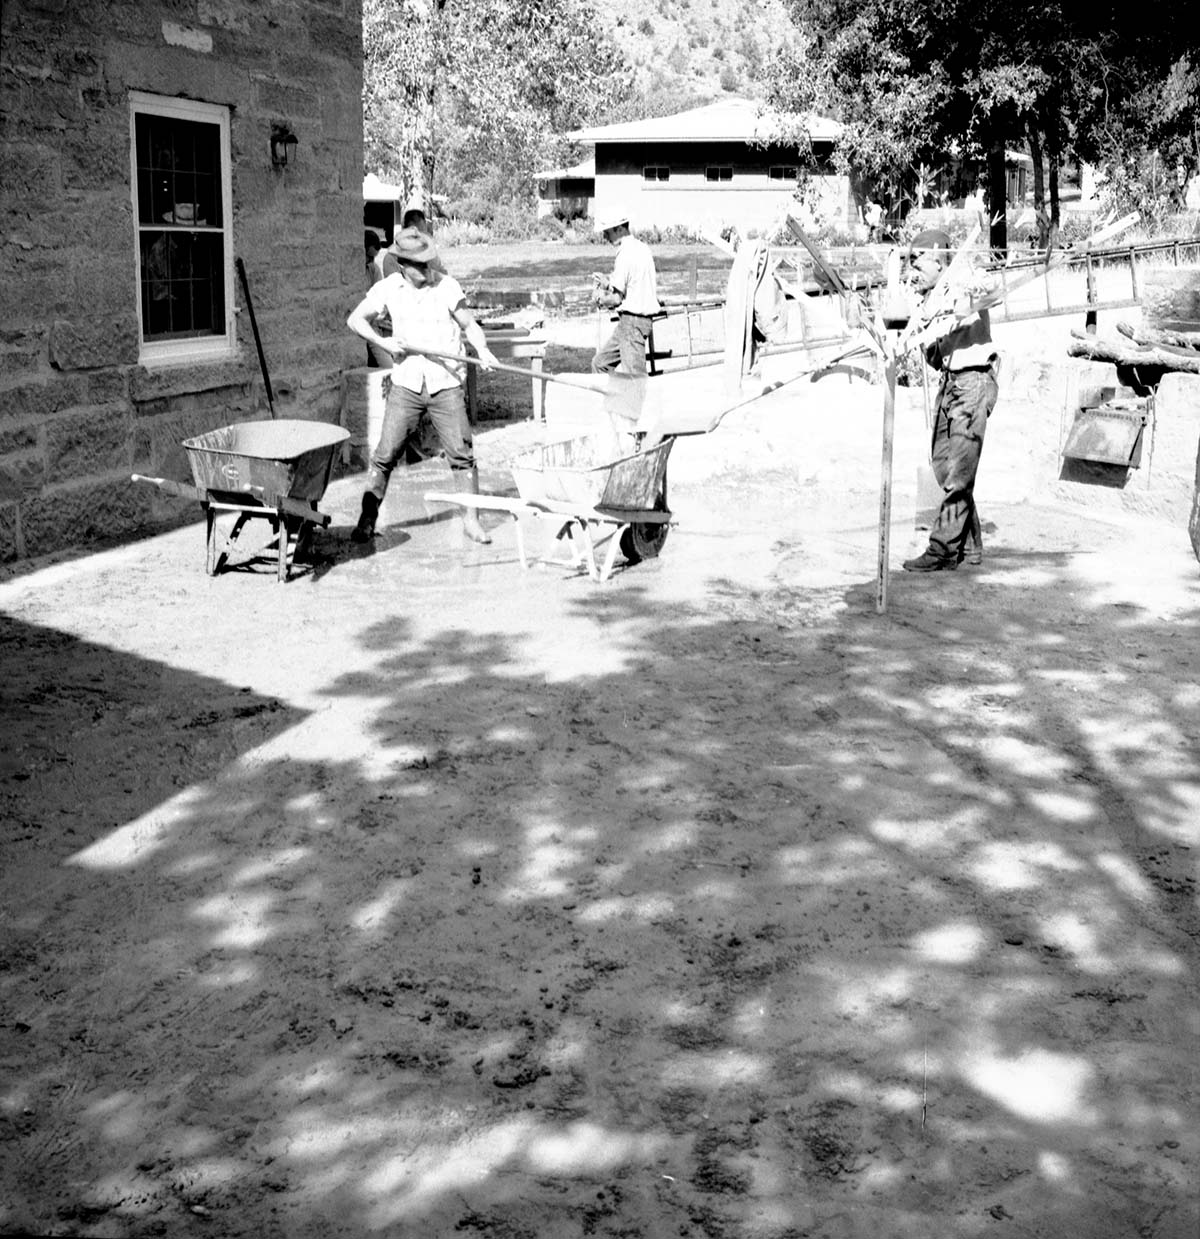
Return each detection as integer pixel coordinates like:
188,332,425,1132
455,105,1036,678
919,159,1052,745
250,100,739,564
347,225,498,545
590,210,661,375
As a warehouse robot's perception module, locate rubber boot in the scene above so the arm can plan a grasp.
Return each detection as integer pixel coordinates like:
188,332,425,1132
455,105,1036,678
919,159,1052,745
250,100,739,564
454,469,492,544
351,491,379,543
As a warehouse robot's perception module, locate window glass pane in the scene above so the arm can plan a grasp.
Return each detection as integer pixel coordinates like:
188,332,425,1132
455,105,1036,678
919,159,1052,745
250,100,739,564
135,114,221,226
139,231,224,339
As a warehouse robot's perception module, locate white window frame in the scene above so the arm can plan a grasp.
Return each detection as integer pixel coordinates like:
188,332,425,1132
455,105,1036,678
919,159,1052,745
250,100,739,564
705,166,733,183
129,91,235,366
768,165,798,181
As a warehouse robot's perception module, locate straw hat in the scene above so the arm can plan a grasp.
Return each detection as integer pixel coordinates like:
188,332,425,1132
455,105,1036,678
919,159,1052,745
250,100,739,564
388,225,440,265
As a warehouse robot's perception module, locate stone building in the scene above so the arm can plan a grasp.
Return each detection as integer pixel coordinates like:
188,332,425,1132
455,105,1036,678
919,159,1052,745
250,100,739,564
0,0,365,563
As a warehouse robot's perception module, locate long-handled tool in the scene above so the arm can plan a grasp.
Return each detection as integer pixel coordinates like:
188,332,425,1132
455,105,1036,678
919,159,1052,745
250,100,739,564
395,344,607,394
401,340,875,435
236,257,276,419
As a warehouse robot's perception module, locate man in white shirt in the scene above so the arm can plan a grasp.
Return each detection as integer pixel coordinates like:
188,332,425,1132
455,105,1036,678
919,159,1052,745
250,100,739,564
347,227,498,545
590,211,661,375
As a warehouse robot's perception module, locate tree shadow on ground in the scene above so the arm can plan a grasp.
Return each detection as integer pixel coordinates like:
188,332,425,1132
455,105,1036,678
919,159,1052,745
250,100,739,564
1,551,1198,1238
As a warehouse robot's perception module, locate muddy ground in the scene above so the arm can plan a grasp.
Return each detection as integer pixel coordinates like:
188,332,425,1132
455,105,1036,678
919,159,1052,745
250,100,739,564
1,305,1199,1239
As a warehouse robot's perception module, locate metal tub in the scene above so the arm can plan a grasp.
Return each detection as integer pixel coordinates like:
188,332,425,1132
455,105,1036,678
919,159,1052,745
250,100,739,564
182,418,348,502
511,434,673,511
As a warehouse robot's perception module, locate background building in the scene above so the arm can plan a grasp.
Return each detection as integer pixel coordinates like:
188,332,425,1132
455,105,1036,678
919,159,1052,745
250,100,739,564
566,98,848,235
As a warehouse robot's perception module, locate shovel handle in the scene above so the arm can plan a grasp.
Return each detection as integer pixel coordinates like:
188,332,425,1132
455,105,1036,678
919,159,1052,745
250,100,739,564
403,345,606,394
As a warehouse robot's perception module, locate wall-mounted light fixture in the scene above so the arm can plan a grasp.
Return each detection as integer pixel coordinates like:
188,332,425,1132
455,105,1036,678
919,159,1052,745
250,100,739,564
271,125,298,169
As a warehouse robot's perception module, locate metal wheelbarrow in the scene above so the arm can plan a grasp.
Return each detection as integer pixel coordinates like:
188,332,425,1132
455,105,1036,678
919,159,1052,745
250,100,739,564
133,418,349,582
424,432,674,582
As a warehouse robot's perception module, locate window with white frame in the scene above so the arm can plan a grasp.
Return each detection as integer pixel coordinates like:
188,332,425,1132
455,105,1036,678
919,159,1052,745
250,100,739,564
130,92,234,364
768,165,798,181
643,165,670,182
704,166,733,182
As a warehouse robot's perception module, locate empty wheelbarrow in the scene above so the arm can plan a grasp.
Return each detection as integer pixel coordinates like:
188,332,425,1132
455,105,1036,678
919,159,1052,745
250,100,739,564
133,418,349,582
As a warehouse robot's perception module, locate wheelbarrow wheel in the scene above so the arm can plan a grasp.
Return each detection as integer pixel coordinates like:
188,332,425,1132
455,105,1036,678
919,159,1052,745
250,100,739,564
619,484,670,565
620,520,670,564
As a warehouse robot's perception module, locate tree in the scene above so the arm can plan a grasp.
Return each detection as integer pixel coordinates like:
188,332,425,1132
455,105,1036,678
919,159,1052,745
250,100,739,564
363,0,627,213
765,0,1200,249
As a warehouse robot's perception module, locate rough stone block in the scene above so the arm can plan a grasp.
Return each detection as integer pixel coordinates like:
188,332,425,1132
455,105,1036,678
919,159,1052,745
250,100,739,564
0,422,43,455
1154,372,1200,425
20,473,149,559
1,144,62,200
88,367,133,406
255,81,313,117
68,250,137,309
1,375,89,423
45,408,132,483
0,265,73,322
49,317,140,371
129,363,255,403
0,454,47,501
0,503,20,562
197,2,252,34
0,332,46,380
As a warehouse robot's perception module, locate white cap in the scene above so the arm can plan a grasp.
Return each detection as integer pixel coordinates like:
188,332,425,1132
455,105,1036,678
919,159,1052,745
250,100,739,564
595,208,629,233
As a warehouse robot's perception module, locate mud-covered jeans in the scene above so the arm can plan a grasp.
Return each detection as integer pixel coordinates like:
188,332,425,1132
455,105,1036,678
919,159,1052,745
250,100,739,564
927,367,998,559
366,381,475,501
591,313,652,376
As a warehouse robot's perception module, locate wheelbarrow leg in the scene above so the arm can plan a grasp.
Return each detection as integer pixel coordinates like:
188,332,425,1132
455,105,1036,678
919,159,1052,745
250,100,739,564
598,523,628,582
275,503,289,583
571,520,601,582
205,505,219,576
206,507,250,577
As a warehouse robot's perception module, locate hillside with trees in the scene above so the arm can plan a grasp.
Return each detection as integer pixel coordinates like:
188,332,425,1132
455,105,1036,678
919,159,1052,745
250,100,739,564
363,0,1199,241
363,0,799,222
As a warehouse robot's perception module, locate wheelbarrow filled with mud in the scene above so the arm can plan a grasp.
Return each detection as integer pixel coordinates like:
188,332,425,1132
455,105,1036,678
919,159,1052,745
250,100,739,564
425,432,674,583
133,419,349,582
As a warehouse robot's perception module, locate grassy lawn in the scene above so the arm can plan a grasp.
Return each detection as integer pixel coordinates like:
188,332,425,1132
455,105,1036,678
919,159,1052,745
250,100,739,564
441,240,744,306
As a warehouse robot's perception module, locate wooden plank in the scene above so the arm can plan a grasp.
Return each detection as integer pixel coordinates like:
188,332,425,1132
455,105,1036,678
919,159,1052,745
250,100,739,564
423,491,529,515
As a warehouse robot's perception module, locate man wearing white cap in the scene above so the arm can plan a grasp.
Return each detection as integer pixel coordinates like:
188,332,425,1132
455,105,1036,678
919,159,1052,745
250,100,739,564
590,211,661,375
346,226,498,545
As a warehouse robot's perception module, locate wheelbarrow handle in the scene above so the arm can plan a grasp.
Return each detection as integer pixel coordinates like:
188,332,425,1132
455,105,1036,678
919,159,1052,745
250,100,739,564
131,474,203,502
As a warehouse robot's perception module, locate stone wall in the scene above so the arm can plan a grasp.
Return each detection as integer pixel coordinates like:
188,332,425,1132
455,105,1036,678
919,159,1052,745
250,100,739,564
0,0,365,562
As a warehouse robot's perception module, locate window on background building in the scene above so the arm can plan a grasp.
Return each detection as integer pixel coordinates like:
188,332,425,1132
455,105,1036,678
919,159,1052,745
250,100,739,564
768,166,798,182
130,92,234,364
705,166,733,182
643,166,670,182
